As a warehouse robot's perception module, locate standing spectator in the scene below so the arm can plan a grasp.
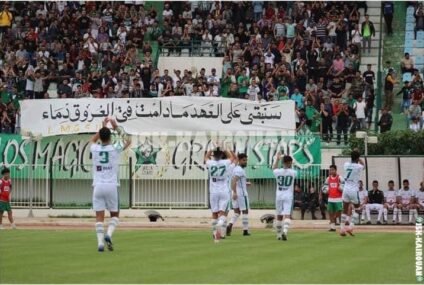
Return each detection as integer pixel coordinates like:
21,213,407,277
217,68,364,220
397,81,412,114
320,99,333,143
408,100,423,130
0,3,12,41
384,69,397,111
335,102,350,145
382,2,394,36
415,3,424,40
355,96,367,129
378,108,393,133
247,81,260,101
361,14,375,54
362,64,375,96
237,69,249,98
207,68,220,97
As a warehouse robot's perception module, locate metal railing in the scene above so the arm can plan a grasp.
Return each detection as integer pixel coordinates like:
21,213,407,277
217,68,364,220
4,162,330,210
159,40,226,57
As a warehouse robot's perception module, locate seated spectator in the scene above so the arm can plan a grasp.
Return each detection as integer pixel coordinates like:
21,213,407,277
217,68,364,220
365,180,384,225
400,53,415,74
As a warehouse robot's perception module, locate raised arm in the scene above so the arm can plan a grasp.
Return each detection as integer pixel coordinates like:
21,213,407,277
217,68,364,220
90,117,109,144
272,152,282,170
204,149,213,163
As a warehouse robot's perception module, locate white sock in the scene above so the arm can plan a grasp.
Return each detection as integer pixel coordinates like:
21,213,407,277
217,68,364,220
276,220,283,238
217,216,226,237
413,209,418,221
361,209,366,220
283,218,291,235
351,212,359,229
340,214,347,231
330,222,336,230
393,208,398,221
242,215,249,231
222,217,227,237
107,217,119,238
398,208,402,222
377,207,383,222
211,219,218,235
366,206,371,221
230,214,240,225
409,209,417,222
383,208,388,221
95,222,104,246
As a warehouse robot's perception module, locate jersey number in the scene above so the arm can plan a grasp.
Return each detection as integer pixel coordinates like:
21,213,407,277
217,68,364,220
345,169,353,180
277,176,293,188
211,166,226,176
99,151,109,164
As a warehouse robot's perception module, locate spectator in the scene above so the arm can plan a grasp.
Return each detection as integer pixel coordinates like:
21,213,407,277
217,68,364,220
362,64,375,95
408,100,423,130
336,101,350,145
384,69,397,111
361,14,375,54
397,81,412,114
0,3,12,41
320,98,334,143
382,1,394,36
378,107,393,133
354,96,367,129
400,53,415,74
415,3,424,39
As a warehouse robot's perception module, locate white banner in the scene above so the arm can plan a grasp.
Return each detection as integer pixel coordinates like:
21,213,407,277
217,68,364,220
20,97,296,137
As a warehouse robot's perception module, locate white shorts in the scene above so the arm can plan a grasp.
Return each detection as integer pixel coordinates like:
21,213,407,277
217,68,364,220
366,204,383,211
276,197,293,216
232,195,249,211
385,203,396,210
210,191,230,213
93,183,119,212
342,189,360,205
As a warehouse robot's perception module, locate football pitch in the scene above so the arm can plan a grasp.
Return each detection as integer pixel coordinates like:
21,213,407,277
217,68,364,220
0,229,416,283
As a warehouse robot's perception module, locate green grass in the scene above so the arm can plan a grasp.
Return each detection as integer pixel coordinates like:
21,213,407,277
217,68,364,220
0,230,416,283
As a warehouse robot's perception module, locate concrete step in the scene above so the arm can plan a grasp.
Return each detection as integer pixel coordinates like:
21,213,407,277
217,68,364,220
366,7,382,16
360,57,379,65
367,1,382,8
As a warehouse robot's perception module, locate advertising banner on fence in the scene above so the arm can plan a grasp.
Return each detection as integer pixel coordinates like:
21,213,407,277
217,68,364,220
20,97,296,137
0,131,321,179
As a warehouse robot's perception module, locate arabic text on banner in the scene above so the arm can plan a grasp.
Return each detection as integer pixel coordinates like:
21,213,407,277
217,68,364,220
20,97,296,137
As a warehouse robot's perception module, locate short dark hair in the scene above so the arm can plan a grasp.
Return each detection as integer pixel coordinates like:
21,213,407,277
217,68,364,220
99,127,111,142
403,179,409,183
351,150,360,162
372,180,378,184
283,155,293,163
330,164,337,170
1,168,10,175
212,147,224,159
238,153,248,160
388,180,394,184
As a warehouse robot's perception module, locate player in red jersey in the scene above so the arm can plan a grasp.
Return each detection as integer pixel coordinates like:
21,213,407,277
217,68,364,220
0,168,16,229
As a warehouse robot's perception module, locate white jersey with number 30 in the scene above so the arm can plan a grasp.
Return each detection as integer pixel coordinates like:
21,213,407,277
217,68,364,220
273,168,297,200
91,143,122,186
343,162,364,191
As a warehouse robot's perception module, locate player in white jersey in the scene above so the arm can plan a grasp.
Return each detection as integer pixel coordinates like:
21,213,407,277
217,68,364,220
340,150,365,237
272,153,297,241
355,180,368,222
222,152,237,238
227,153,250,236
90,118,131,252
415,182,424,214
205,147,235,242
383,180,399,224
396,179,417,224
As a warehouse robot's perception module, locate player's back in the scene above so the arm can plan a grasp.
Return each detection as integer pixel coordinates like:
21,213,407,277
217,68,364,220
206,159,232,193
273,168,297,199
343,162,364,191
232,165,247,196
91,143,121,186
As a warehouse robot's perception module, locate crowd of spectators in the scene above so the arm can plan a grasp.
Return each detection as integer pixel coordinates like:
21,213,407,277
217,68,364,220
157,1,378,142
0,1,419,139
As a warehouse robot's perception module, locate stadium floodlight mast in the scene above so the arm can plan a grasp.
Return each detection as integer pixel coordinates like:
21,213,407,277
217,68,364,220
355,131,378,156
